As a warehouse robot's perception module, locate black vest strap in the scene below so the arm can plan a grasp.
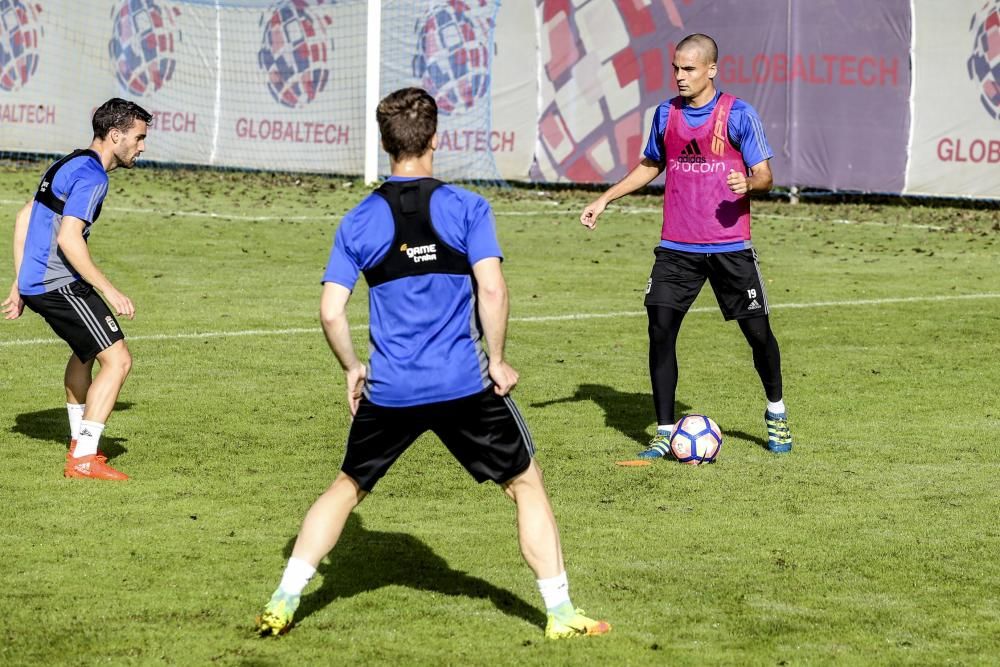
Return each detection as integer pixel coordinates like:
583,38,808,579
34,149,103,220
363,179,471,287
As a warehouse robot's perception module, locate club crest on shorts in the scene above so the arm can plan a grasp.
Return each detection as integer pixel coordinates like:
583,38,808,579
105,316,119,332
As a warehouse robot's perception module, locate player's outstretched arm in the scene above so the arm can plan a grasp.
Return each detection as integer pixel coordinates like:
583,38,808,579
472,257,519,396
57,216,135,319
3,200,32,320
320,281,366,416
580,158,663,230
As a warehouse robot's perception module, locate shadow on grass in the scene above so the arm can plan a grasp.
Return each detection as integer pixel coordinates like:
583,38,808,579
726,429,770,452
11,402,132,461
282,514,545,629
532,383,689,448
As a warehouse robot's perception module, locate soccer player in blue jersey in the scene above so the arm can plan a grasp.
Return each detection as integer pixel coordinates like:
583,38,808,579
580,34,793,457
256,87,610,640
2,98,151,481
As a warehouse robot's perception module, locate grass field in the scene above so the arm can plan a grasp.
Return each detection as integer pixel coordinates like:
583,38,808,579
1,164,998,666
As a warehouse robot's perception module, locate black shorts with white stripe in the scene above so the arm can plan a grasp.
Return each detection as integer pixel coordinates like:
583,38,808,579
644,247,770,321
22,280,124,362
341,387,534,491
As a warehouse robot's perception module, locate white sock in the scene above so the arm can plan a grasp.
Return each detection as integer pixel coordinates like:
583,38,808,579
767,400,786,415
278,557,317,596
537,571,571,611
657,423,674,434
74,420,104,459
67,403,86,440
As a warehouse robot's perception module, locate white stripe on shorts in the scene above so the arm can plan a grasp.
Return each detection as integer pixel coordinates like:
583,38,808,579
750,248,770,315
503,394,536,457
58,285,113,349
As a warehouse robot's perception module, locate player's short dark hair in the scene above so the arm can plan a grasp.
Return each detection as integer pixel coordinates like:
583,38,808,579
376,87,437,161
676,33,719,64
92,98,152,140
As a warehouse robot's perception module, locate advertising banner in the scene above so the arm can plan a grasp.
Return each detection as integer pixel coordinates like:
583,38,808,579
378,0,536,182
0,0,368,173
0,1,994,198
906,0,1000,198
0,0,116,153
532,0,911,192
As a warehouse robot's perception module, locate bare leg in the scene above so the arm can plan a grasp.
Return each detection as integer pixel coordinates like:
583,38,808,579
64,354,94,405
502,459,565,579
81,340,132,424
290,472,368,568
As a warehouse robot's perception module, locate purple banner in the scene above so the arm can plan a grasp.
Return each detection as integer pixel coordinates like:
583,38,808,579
534,0,911,192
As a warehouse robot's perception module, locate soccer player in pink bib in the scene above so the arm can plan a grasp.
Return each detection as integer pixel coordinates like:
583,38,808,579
580,34,793,457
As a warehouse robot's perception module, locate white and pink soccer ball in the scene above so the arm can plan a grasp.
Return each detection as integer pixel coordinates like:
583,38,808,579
669,414,722,465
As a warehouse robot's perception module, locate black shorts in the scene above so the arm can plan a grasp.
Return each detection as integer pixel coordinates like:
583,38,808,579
21,280,125,362
341,388,535,492
644,247,770,320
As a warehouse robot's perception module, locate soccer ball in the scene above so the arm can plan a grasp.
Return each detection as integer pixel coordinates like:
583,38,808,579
669,414,722,465
108,0,182,96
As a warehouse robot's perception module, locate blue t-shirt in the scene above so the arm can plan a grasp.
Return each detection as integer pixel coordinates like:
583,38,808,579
323,176,503,407
644,91,774,253
18,153,109,295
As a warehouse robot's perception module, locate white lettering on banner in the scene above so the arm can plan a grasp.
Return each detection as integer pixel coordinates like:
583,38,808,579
668,160,727,174
936,138,1000,164
149,111,197,133
0,104,56,124
235,118,350,144
437,129,516,152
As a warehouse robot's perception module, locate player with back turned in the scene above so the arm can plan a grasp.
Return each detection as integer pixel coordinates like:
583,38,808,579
255,87,610,640
580,34,794,458
3,98,151,480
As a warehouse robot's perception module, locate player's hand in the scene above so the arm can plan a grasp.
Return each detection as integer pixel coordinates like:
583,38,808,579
345,363,367,417
489,360,519,396
580,199,607,230
103,287,135,320
2,283,24,320
727,169,751,195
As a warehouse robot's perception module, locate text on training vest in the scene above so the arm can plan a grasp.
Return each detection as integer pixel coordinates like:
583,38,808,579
404,243,438,263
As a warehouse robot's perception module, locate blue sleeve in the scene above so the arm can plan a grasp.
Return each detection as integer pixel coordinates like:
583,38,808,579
321,196,394,288
62,165,108,224
642,103,670,164
322,222,361,289
463,195,502,265
431,186,503,265
728,100,774,168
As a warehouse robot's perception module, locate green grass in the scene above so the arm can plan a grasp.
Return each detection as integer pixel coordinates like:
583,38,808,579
1,165,998,665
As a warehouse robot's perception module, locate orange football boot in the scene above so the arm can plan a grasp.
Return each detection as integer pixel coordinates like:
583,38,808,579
64,454,128,480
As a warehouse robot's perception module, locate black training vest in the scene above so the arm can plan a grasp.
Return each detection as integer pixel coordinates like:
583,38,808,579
362,178,471,287
34,149,104,221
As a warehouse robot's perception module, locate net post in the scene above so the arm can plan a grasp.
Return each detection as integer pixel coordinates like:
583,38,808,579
364,0,382,185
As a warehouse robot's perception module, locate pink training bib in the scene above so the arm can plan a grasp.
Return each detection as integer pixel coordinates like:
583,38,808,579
661,93,751,244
